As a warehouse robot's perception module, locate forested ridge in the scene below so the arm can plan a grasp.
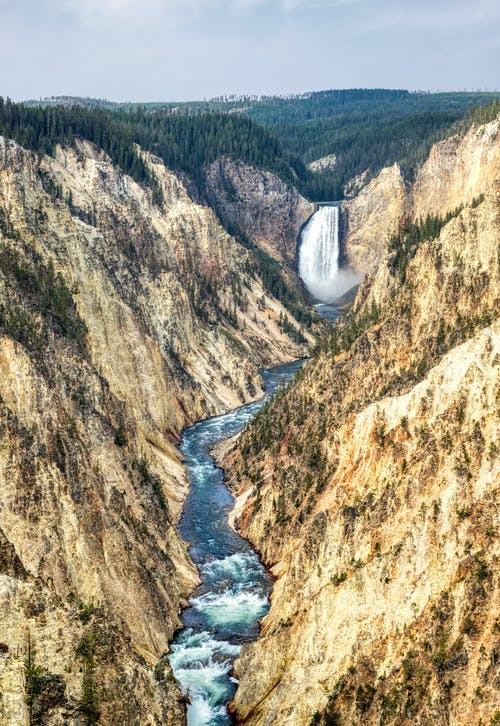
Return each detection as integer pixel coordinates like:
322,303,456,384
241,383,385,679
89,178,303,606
0,98,308,199
5,90,500,202
249,90,500,199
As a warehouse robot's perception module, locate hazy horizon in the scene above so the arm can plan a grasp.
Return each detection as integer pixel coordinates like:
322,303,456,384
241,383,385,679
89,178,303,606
1,0,498,102
18,86,500,105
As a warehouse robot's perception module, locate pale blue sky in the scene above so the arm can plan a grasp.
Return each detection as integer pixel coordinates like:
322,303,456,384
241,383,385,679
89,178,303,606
1,0,498,100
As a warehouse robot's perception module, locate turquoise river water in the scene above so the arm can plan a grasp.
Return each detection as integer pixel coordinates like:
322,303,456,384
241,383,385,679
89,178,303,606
169,359,304,725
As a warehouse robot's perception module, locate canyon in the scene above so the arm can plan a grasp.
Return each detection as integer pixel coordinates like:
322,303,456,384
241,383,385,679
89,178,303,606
0,107,498,726
0,135,314,724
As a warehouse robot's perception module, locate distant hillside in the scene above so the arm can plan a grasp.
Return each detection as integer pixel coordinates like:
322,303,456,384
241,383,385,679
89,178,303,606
19,90,500,201
1,98,308,195
243,90,500,198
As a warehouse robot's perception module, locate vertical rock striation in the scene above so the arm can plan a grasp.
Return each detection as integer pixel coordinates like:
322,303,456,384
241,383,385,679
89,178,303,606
0,136,315,723
223,119,500,726
204,157,314,264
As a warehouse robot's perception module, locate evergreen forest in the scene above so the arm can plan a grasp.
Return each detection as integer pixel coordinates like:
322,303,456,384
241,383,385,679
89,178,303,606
5,90,500,201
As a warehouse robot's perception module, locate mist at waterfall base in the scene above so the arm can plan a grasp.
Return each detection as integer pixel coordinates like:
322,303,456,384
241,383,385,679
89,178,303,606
298,205,362,303
169,360,304,726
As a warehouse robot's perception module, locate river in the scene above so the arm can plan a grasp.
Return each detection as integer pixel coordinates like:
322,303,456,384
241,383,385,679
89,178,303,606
169,359,305,725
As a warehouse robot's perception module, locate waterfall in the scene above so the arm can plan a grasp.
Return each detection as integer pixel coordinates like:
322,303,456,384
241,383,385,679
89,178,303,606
298,205,358,303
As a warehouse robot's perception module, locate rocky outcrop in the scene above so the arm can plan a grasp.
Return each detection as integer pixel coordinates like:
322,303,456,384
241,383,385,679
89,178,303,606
0,136,315,724
308,155,337,174
204,157,314,264
223,122,500,725
411,118,500,217
343,168,370,199
341,163,406,274
342,115,500,275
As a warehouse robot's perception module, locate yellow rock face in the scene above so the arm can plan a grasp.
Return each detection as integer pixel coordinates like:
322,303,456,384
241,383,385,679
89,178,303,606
411,118,500,217
342,116,500,276
342,163,406,274
223,120,500,726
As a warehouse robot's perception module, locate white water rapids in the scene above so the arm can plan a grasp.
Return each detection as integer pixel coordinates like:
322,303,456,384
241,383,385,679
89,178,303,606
298,205,360,303
169,361,304,725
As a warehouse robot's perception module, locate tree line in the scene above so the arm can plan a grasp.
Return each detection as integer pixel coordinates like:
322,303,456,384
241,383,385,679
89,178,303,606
1,92,499,203
0,98,308,198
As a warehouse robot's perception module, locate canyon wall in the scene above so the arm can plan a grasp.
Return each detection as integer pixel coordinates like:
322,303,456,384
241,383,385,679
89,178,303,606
0,136,315,724
224,118,500,725
341,163,406,274
342,116,500,275
205,157,314,264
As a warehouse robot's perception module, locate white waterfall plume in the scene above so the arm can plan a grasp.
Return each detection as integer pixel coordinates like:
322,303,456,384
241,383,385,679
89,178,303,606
298,205,360,303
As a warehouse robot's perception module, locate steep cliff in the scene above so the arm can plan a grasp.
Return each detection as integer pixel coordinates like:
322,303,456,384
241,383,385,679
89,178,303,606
341,163,406,274
223,121,500,725
0,135,315,724
204,157,314,264
411,118,500,218
342,116,500,275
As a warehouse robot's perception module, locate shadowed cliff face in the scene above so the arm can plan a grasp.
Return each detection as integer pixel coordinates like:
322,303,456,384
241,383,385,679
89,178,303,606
204,157,314,264
0,136,316,724
222,119,500,726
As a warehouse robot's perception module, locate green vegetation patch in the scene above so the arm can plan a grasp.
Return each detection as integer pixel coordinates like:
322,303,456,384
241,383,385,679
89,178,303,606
0,242,87,357
0,98,307,201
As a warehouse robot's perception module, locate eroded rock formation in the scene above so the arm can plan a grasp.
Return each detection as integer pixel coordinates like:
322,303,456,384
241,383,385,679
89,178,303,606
223,118,500,726
0,136,315,724
342,116,500,275
205,157,314,264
